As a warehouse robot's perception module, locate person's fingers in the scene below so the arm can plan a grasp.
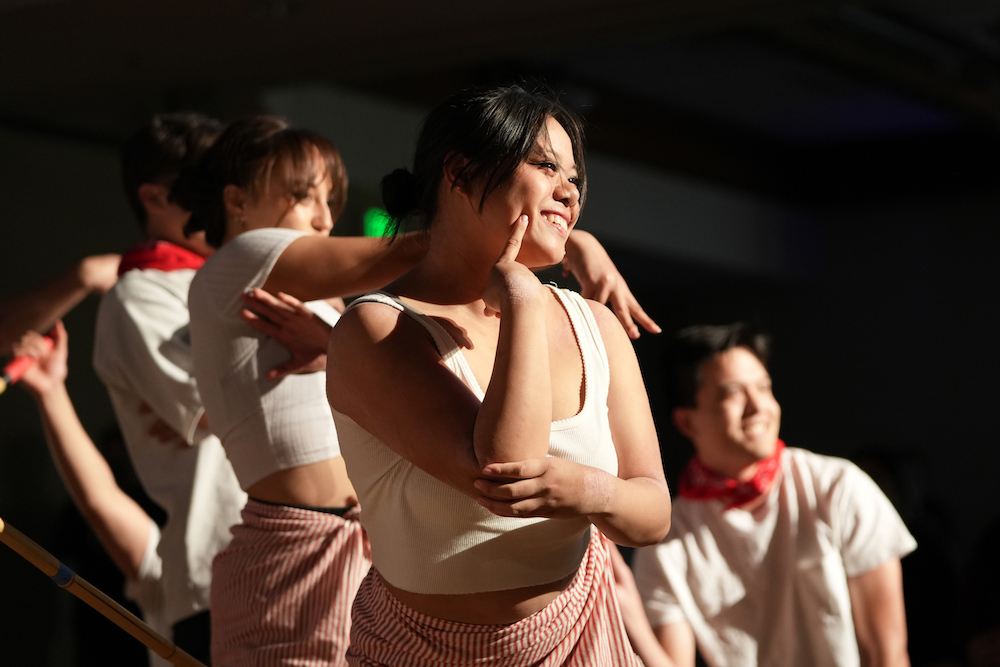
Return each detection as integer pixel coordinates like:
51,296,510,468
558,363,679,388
498,215,529,263
276,291,309,312
240,309,281,338
481,459,546,479
241,291,288,322
608,293,640,340
476,495,547,517
628,299,661,335
265,360,298,380
474,478,540,501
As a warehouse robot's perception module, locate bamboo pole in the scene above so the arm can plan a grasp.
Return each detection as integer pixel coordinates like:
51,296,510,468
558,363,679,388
0,515,206,667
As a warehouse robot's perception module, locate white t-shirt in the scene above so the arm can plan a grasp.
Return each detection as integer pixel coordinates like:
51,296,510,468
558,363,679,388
633,447,917,667
188,228,341,491
94,267,247,628
124,521,169,667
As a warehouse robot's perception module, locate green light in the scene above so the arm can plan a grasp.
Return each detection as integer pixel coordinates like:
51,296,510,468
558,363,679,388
363,207,393,237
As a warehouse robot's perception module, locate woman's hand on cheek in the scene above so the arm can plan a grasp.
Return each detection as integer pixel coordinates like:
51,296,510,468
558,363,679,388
481,215,545,318
473,458,610,519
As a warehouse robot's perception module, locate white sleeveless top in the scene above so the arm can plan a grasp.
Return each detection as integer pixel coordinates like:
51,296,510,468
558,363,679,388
331,286,619,594
189,228,341,491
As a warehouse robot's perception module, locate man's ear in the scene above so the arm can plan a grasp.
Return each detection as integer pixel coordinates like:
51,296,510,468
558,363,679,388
222,184,246,218
673,407,696,440
137,183,169,213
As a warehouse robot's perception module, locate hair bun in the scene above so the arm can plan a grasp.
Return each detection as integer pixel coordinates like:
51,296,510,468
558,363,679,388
381,168,420,221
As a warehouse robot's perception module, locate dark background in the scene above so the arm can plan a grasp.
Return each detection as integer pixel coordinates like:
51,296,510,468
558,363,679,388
0,1,997,664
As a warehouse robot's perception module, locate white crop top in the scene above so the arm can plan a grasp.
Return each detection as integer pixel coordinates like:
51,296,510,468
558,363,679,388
331,286,619,594
189,228,341,491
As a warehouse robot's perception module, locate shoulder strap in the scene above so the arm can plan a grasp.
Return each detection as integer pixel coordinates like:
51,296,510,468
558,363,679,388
346,292,485,399
547,286,610,377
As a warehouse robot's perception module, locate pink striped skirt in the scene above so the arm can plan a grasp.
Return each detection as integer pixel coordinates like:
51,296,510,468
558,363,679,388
212,499,371,667
346,531,641,666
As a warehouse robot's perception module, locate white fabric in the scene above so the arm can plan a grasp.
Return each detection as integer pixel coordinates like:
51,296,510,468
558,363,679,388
633,447,917,667
331,286,619,595
94,267,247,628
124,521,170,667
188,227,341,491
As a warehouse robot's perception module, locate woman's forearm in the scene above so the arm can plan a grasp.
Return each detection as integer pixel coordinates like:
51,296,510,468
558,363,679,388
589,472,672,548
473,293,552,467
266,232,428,301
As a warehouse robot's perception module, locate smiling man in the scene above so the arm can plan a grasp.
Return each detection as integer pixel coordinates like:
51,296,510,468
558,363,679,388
633,323,916,667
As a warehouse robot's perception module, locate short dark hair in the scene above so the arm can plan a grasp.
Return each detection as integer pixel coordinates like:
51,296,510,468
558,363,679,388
121,113,223,229
665,323,770,410
172,115,348,248
380,84,587,233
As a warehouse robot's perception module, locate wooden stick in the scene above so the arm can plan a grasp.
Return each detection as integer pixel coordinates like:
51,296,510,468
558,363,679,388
0,515,206,667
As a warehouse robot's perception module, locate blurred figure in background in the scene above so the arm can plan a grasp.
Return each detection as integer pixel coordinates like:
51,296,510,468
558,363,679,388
633,323,916,667
92,113,248,663
16,322,169,666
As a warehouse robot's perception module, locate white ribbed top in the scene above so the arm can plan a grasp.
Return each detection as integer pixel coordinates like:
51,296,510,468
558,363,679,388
189,228,341,491
331,286,618,594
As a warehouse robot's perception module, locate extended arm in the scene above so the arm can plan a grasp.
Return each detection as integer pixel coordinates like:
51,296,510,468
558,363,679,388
847,558,911,667
0,254,119,356
263,232,428,302
18,322,152,581
563,230,659,339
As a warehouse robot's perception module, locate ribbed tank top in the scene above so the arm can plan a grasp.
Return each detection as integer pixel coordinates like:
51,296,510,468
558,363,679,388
330,285,618,594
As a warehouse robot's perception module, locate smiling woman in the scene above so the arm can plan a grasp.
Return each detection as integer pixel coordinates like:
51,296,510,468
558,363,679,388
326,85,672,666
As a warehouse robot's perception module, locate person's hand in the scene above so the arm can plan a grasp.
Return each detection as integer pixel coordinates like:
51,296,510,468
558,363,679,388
15,321,67,397
241,288,332,379
78,254,121,295
473,457,612,519
137,403,188,447
610,545,647,633
482,215,546,318
563,230,660,339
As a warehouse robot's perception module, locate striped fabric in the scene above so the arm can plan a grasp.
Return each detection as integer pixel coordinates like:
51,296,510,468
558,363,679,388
346,531,642,666
212,499,371,666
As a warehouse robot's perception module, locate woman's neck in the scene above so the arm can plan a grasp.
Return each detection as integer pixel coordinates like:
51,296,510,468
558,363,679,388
391,213,497,306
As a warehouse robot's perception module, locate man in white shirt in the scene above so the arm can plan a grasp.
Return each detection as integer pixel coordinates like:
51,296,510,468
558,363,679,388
633,323,916,667
92,114,247,663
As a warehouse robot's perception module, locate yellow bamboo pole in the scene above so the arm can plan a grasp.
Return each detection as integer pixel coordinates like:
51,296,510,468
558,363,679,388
0,515,206,667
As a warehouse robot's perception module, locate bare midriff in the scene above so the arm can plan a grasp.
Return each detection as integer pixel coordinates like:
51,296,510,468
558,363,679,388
248,456,357,509
382,567,578,625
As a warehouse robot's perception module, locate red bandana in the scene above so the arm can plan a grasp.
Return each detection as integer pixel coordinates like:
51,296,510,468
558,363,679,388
117,240,205,276
679,439,786,510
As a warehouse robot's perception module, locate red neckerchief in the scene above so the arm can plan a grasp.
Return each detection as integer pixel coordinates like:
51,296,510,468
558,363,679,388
679,439,786,510
117,240,205,276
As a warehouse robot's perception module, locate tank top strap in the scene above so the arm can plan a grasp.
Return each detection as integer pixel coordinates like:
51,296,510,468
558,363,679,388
346,291,485,399
545,286,610,394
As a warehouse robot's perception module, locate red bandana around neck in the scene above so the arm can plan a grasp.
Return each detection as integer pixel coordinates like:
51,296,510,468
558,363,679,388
117,240,205,276
679,439,786,510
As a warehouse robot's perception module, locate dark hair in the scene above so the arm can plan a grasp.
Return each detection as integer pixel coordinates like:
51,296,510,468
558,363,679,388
121,113,223,229
665,323,770,410
381,84,587,232
172,115,348,248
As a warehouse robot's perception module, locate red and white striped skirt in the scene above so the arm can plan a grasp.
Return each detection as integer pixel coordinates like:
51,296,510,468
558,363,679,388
346,530,641,666
212,499,371,667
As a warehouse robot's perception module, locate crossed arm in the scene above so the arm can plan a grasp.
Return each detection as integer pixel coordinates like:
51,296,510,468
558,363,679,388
326,221,670,547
